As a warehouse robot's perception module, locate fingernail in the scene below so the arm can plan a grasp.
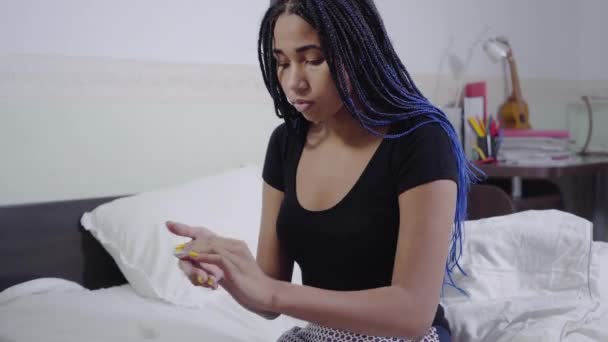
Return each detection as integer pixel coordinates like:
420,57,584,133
207,277,214,286
173,250,187,257
188,251,199,257
197,275,204,284
174,244,185,251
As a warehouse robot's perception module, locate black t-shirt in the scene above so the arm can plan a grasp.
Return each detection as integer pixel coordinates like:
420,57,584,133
262,119,458,333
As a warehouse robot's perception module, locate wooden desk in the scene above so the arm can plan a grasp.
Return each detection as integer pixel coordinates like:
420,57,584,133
476,156,608,179
475,156,608,240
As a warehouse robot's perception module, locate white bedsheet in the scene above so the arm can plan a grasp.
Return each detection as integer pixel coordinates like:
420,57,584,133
2,276,607,342
0,278,305,342
445,296,608,341
439,211,608,342
3,210,608,341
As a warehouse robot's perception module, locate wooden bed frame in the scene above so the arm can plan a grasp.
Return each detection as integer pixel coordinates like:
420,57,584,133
0,185,514,292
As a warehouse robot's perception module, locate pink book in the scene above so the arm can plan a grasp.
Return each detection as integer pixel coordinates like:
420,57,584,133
465,82,487,121
502,129,570,139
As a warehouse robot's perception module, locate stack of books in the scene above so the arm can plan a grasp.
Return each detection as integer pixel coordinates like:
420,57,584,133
497,129,575,166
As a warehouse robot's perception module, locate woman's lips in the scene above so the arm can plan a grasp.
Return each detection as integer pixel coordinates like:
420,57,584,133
292,100,313,112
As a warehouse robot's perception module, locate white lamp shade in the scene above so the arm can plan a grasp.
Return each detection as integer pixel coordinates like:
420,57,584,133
483,39,510,62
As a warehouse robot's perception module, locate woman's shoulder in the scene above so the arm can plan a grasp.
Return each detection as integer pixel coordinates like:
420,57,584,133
266,121,303,159
387,116,459,192
267,122,289,150
269,122,287,140
263,122,291,191
388,116,453,149
268,121,308,148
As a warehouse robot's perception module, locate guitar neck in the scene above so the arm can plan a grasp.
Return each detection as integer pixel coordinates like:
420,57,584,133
507,53,523,101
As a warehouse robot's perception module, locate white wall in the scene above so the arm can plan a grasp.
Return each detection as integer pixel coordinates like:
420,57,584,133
0,0,268,65
1,0,597,79
1,0,606,205
1,1,279,205
578,0,608,81
0,56,279,205
377,0,582,80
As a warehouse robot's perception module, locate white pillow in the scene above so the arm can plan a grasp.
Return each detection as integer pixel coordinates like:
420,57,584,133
442,209,593,303
81,164,274,308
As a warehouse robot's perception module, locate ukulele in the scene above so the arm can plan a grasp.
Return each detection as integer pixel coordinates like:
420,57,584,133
499,46,531,129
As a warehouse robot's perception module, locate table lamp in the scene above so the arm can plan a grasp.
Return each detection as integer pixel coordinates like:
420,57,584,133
483,37,531,129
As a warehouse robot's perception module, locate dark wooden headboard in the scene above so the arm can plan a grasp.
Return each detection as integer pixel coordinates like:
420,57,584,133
0,196,128,291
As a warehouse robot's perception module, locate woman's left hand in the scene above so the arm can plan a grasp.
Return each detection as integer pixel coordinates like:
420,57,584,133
169,221,278,313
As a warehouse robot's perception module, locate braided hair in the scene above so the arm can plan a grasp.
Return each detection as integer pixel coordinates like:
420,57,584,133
258,0,477,294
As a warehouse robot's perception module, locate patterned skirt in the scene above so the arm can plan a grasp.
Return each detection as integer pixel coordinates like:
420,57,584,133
277,323,449,342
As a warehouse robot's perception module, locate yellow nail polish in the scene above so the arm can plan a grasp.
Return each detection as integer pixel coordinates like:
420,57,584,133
188,251,199,257
174,244,185,251
207,278,214,286
197,275,204,284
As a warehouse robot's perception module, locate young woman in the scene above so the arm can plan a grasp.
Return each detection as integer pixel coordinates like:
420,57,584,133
168,1,474,341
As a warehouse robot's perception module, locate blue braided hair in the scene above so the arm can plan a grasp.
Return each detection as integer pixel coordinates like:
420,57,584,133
258,0,479,293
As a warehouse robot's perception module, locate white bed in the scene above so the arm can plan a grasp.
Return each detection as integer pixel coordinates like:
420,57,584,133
0,278,305,342
2,166,607,341
445,241,608,341
2,219,606,341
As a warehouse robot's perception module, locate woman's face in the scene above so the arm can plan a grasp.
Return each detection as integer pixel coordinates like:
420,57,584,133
273,14,344,124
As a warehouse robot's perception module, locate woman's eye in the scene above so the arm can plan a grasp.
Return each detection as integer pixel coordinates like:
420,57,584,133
277,62,289,69
308,58,325,66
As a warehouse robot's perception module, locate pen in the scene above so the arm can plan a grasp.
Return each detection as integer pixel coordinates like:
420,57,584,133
477,116,486,136
486,115,493,156
472,145,487,160
467,117,484,137
487,134,492,157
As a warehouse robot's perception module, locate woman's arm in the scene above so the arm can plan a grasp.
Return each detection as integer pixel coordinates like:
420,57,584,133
254,182,295,319
268,180,457,338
